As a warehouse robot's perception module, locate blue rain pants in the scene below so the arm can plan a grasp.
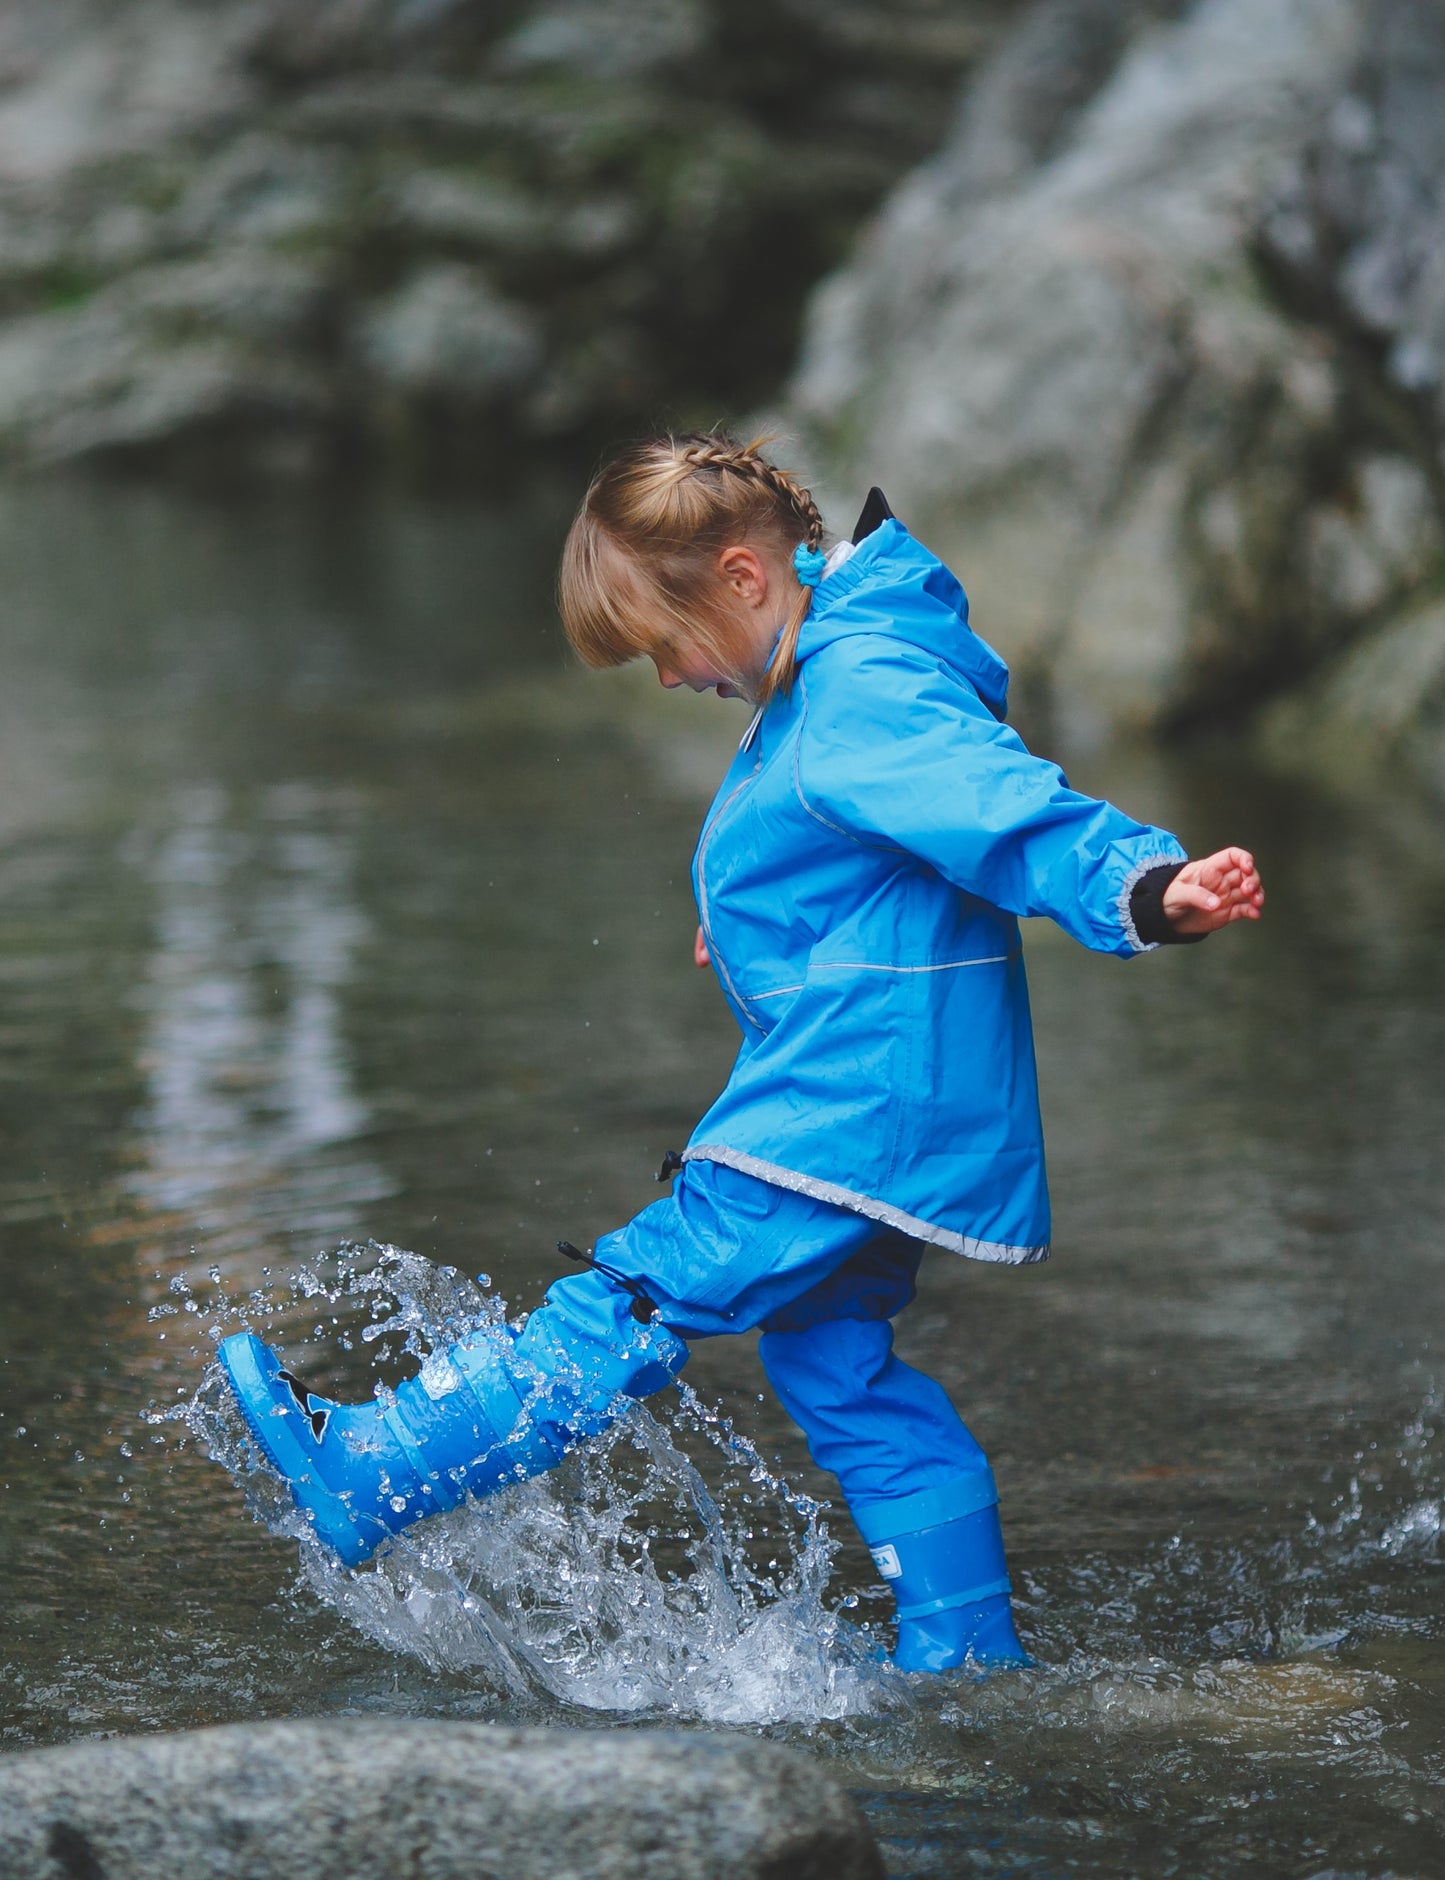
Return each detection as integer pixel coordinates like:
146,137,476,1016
533,1157,989,1509
512,1160,1024,1668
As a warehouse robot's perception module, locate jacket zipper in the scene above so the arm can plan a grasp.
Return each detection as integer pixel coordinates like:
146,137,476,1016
696,754,763,1028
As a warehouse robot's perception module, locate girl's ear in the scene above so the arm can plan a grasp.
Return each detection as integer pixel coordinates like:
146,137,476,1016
715,545,771,608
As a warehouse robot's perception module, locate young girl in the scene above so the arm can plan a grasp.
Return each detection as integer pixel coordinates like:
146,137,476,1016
218,433,1263,1673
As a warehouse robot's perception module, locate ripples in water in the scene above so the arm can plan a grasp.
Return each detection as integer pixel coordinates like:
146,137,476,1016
170,1241,1445,1786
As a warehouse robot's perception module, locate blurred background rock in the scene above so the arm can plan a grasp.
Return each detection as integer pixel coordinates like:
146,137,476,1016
0,0,1441,786
785,0,1445,791
0,0,1005,478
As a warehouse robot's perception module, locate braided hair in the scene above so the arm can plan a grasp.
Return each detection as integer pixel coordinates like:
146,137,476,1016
559,431,826,704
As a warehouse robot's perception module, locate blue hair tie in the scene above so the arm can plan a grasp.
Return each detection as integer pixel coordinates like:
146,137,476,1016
793,542,828,587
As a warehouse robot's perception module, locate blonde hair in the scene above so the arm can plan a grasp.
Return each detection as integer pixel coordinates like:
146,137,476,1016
558,432,825,705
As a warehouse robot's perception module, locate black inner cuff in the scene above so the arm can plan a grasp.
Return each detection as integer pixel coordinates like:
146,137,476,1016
1130,861,1204,946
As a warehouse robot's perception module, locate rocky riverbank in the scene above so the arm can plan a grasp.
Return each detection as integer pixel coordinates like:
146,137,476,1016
785,0,1445,785
0,0,1012,483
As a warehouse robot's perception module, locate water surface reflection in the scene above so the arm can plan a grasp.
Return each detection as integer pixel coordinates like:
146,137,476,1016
0,481,1443,1878
131,783,388,1271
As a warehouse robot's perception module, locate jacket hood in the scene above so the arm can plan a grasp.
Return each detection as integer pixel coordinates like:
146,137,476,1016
794,519,1011,719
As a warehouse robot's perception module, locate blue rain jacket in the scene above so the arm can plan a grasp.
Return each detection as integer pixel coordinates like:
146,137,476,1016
681,520,1187,1265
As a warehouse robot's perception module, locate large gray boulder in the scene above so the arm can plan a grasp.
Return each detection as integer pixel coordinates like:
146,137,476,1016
786,0,1445,781
0,1718,884,1880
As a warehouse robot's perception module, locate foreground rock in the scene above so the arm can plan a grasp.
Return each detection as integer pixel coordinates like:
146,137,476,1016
0,1718,884,1880
0,0,1016,481
786,0,1445,784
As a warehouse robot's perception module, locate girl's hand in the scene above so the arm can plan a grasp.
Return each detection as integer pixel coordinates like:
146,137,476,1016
1162,848,1265,935
693,925,711,968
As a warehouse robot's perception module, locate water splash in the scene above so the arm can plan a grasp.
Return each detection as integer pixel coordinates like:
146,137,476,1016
158,1245,1445,1755
169,1242,899,1725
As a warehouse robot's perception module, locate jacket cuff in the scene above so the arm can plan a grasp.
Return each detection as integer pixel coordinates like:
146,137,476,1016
1130,862,1205,946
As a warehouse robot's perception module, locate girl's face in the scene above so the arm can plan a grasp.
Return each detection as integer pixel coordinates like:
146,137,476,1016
650,645,746,698
648,542,792,700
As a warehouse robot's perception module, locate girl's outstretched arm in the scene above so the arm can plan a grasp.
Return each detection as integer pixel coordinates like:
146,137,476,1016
794,639,1255,958
1161,848,1265,936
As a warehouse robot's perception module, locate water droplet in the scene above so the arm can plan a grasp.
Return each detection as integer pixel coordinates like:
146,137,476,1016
188,1240,877,1725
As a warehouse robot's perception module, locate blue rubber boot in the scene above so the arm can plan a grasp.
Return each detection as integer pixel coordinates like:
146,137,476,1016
218,1273,688,1568
853,1471,1029,1671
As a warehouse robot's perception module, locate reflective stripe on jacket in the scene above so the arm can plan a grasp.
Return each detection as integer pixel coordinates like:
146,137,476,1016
683,520,1186,1264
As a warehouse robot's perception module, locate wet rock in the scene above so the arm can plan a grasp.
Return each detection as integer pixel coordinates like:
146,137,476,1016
785,0,1445,758
0,1718,884,1880
1263,2,1445,439
0,251,337,475
170,135,351,249
358,263,542,398
1303,455,1441,623
0,5,258,185
496,0,709,80
381,168,557,256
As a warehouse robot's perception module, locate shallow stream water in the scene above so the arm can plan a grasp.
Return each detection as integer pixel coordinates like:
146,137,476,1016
2,480,1444,1877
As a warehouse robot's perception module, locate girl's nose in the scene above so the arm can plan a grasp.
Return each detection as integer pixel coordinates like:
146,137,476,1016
652,660,683,689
